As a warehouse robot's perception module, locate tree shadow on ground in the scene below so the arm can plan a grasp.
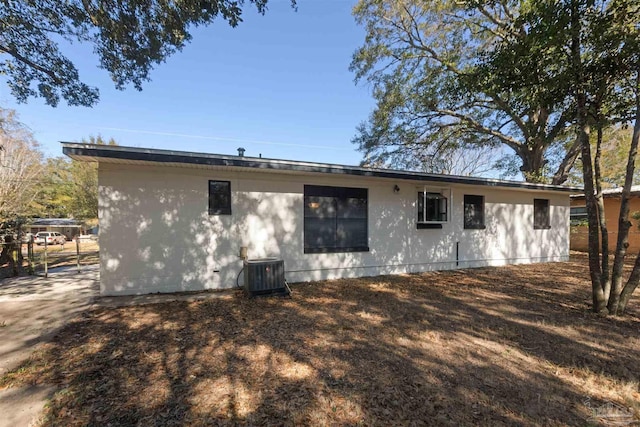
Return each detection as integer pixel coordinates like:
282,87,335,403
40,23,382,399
1,258,639,426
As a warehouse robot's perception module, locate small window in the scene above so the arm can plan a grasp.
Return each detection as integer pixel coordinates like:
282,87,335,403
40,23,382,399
209,180,231,215
570,206,588,225
464,195,485,229
534,198,550,229
418,191,448,223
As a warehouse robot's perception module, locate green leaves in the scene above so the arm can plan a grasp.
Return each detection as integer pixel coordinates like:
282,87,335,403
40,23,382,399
34,135,115,220
351,0,578,181
1,0,294,107
568,126,640,187
1,1,97,106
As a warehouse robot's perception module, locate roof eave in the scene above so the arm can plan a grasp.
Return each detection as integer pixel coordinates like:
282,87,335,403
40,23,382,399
62,142,582,193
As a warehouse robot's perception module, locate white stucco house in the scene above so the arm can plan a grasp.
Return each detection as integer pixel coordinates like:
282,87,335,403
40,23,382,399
63,143,578,296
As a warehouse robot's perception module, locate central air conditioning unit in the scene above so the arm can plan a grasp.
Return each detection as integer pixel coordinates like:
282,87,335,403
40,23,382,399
243,258,289,296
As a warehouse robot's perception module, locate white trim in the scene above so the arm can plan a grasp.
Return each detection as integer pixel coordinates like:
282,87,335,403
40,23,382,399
416,186,451,224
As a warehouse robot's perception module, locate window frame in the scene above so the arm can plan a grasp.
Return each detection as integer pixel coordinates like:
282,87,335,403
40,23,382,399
303,185,369,254
570,205,588,225
463,194,486,230
533,198,551,229
417,188,450,228
208,180,232,215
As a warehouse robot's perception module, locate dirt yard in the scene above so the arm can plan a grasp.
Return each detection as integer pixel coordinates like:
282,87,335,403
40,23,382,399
0,241,99,279
1,254,639,426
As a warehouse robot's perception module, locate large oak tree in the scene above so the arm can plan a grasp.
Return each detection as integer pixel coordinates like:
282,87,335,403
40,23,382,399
478,0,640,315
351,0,578,183
1,0,293,107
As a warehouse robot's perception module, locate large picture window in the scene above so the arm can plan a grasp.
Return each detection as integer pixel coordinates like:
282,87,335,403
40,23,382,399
534,198,550,229
464,195,485,229
208,180,231,215
304,185,369,253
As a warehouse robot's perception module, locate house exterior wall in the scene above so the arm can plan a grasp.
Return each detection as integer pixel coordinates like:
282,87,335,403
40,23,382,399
570,196,640,252
98,163,570,296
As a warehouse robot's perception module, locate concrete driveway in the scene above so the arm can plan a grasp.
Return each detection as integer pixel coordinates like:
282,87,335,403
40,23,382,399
0,265,99,427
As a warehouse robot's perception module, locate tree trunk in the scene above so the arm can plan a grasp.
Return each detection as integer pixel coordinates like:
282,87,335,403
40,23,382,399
594,127,611,300
619,253,640,315
16,224,24,265
551,138,581,185
0,243,9,265
519,144,546,183
570,1,606,312
608,79,640,315
580,123,606,312
0,236,18,276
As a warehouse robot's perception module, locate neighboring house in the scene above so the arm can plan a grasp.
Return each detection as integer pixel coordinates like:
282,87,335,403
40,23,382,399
570,185,640,252
28,218,84,240
63,143,577,296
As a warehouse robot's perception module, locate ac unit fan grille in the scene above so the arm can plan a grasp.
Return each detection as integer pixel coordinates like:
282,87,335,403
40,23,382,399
244,258,286,296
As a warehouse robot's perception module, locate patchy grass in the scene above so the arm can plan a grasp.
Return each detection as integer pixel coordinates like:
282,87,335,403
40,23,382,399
31,241,99,271
35,251,100,271
2,254,639,426
0,241,99,279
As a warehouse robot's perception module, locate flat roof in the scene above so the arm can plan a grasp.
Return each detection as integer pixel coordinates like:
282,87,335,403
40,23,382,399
571,185,640,198
30,218,82,227
62,142,581,193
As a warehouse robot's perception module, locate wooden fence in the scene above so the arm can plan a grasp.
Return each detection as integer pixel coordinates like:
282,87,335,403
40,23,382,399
0,236,99,279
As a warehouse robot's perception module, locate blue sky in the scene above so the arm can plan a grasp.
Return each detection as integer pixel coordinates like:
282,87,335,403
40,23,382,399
0,0,375,164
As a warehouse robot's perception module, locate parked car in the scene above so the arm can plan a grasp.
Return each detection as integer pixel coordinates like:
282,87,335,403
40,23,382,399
35,232,66,245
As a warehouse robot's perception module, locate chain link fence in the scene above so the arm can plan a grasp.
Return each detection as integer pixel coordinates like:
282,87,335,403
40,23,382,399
0,236,99,279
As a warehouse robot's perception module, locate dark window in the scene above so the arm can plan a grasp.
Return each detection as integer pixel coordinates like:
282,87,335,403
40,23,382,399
304,185,368,253
209,180,231,215
534,198,550,229
418,191,448,222
570,206,588,225
464,195,485,229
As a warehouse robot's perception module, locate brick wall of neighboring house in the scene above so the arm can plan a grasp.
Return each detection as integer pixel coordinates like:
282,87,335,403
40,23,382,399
570,195,640,252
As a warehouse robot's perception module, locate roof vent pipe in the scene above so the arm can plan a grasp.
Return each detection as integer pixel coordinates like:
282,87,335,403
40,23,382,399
237,147,246,157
